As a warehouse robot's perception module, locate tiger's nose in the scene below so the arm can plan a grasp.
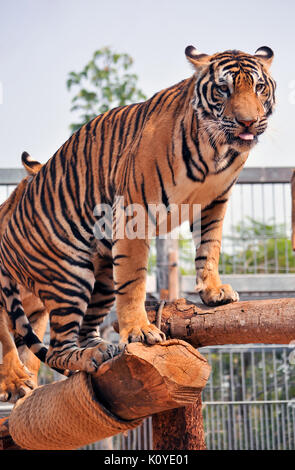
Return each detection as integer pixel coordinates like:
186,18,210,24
237,119,257,127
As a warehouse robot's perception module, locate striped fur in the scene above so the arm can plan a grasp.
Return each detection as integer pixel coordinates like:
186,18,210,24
0,157,48,402
0,46,275,377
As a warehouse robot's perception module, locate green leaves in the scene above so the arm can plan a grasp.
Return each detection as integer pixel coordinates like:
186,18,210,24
220,217,295,274
67,46,146,133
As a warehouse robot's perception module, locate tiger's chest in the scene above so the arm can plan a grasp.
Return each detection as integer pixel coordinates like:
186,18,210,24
171,153,246,209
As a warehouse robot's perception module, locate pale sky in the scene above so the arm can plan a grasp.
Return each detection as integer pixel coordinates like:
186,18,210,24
1,0,294,168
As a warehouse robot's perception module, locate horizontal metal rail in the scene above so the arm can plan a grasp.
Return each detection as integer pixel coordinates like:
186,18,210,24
0,166,293,185
204,400,295,405
181,274,295,293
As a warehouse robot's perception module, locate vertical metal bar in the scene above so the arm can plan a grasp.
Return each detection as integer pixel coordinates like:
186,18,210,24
251,350,259,449
120,434,125,451
240,185,246,273
148,416,153,450
137,425,141,450
218,404,222,450
227,404,232,450
282,183,289,273
241,351,248,449
221,246,226,275
281,404,287,449
249,404,254,450
270,400,275,449
287,402,292,450
143,419,148,450
202,405,207,448
208,352,216,450
205,403,211,450
261,184,268,273
230,191,236,274
283,349,291,449
272,184,279,273
262,349,270,449
283,349,289,401
219,351,226,449
251,184,257,274
273,349,281,449
229,351,237,449
260,405,265,450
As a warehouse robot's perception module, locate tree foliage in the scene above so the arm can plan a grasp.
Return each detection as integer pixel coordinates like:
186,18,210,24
67,46,147,133
220,217,295,274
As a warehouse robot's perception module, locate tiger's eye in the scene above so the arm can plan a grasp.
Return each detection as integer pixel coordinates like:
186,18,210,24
217,84,228,93
256,83,265,93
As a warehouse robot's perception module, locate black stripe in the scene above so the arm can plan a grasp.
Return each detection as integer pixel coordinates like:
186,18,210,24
181,121,205,182
155,162,169,207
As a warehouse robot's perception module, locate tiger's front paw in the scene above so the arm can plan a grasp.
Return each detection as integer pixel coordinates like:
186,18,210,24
199,284,239,307
120,323,166,346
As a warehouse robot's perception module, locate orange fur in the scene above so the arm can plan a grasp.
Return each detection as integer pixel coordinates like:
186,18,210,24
0,46,275,379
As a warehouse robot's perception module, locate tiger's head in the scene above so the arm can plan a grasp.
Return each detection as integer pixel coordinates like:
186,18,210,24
185,45,276,152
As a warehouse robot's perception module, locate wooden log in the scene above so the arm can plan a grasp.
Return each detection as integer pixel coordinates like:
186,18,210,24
6,339,210,450
125,297,295,347
0,417,22,450
91,339,210,420
152,398,206,450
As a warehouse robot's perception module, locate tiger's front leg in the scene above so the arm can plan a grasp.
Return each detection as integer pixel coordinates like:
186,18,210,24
192,198,239,306
113,238,166,345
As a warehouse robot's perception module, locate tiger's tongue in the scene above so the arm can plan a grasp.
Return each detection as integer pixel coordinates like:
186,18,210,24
239,133,254,141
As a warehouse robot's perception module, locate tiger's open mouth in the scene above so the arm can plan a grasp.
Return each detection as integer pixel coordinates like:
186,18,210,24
238,132,255,141
235,132,258,146
226,131,258,147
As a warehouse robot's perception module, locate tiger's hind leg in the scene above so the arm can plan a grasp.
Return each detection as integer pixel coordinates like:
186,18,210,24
14,287,49,388
32,262,121,374
79,255,116,348
0,307,35,403
45,295,122,374
0,262,122,375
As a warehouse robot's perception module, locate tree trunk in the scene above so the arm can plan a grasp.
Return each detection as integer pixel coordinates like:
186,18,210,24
152,395,206,450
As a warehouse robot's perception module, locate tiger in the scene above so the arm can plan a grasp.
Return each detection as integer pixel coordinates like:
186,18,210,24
0,45,275,381
0,153,49,402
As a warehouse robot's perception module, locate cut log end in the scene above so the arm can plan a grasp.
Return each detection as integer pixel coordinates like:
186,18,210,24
92,339,211,420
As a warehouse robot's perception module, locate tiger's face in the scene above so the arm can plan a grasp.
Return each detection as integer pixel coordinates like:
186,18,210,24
186,46,276,152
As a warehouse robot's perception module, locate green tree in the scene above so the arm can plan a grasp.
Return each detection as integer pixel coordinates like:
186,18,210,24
220,217,295,274
67,46,146,133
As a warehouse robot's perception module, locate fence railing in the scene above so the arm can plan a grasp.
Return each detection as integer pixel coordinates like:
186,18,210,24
1,167,295,450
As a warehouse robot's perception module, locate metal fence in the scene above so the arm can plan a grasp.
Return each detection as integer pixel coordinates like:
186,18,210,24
174,167,295,277
201,344,295,450
1,167,295,450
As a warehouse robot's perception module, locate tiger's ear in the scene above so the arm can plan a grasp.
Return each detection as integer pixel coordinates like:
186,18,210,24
21,151,43,176
185,45,210,68
254,46,274,69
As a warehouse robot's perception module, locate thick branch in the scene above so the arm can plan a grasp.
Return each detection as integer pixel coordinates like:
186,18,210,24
114,298,295,347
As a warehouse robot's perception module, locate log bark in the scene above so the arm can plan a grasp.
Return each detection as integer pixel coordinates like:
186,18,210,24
4,296,295,450
91,339,210,421
152,398,206,450
114,297,295,347
3,339,210,450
